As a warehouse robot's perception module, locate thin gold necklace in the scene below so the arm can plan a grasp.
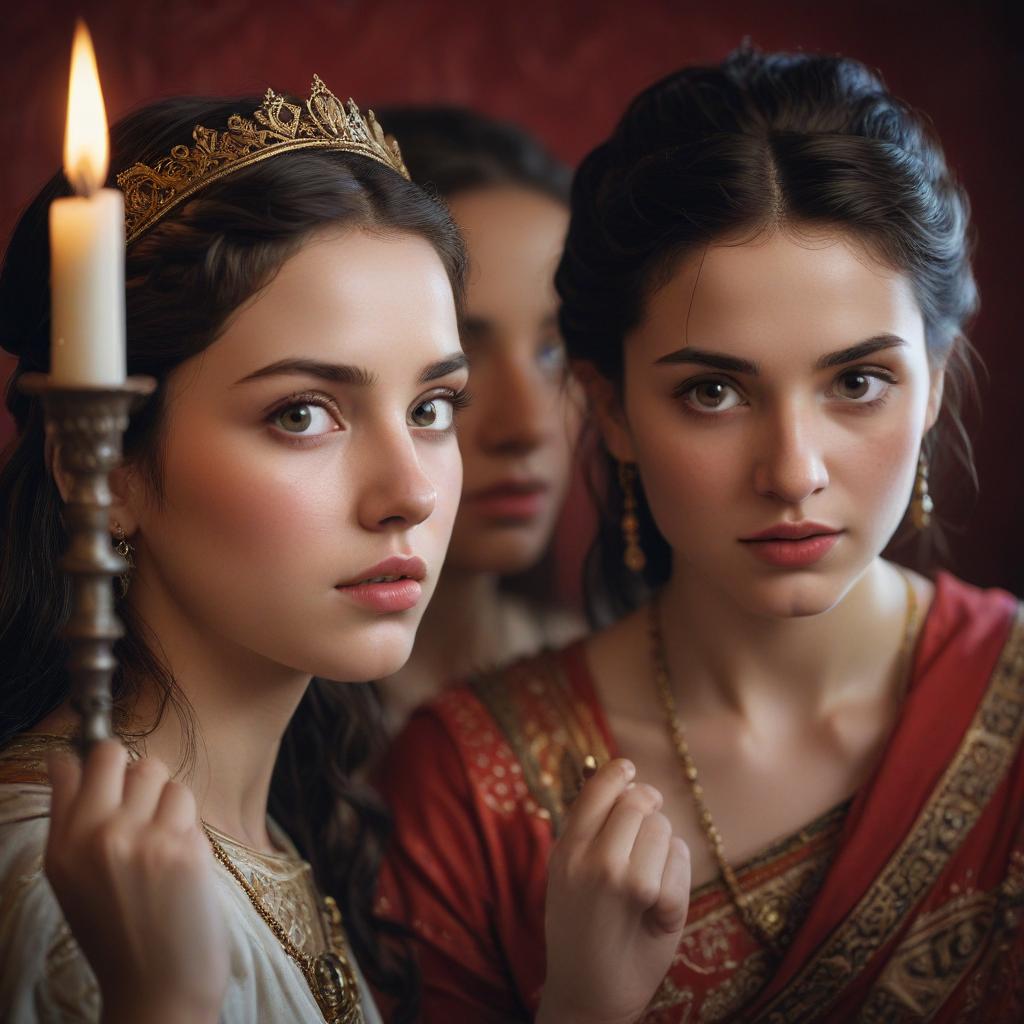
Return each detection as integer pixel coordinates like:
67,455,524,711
648,570,918,954
202,823,365,1024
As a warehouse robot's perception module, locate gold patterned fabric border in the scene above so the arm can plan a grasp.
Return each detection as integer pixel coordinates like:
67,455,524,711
854,851,1024,1024
0,733,75,784
754,604,1024,1023
471,649,611,834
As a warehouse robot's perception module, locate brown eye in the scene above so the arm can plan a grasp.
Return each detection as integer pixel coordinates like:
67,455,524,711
830,371,892,404
276,405,313,432
409,397,455,431
836,372,871,399
271,402,338,436
695,382,728,407
681,379,741,413
411,400,436,426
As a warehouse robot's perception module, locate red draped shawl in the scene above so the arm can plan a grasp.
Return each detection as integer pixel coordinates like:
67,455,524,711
377,574,1024,1022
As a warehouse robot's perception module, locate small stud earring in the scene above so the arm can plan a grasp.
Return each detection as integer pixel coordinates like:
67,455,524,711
112,521,135,597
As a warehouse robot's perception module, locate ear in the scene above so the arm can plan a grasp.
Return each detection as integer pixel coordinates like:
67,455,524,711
924,358,947,434
107,462,142,537
48,443,142,538
571,359,637,463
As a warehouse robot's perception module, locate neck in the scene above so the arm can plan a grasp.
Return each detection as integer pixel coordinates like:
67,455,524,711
124,584,311,853
421,567,509,669
658,558,913,722
379,568,508,729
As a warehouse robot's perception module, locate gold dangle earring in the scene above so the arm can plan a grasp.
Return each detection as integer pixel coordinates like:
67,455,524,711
617,461,647,573
112,521,135,597
911,451,934,530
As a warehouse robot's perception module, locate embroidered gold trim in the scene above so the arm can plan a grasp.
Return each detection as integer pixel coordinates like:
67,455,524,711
472,651,611,832
857,888,996,1022
754,604,1024,1023
0,733,75,784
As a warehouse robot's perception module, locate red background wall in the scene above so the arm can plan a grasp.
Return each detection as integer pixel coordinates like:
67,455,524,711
3,0,1021,594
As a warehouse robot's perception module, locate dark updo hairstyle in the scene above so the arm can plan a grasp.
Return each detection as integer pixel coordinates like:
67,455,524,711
377,104,571,204
0,93,466,1019
556,47,978,622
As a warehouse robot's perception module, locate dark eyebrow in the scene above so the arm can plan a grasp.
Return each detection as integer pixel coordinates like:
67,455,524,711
419,353,468,383
655,333,908,376
233,359,377,387
815,334,907,369
654,348,759,374
233,352,467,388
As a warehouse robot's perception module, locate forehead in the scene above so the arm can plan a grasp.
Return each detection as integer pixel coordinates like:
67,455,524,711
638,228,926,363
449,187,567,281
195,228,459,383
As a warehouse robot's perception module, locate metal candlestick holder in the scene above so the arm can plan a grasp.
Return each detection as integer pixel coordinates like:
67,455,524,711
19,373,156,752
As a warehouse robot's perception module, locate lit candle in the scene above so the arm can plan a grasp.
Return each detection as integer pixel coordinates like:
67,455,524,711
49,21,125,385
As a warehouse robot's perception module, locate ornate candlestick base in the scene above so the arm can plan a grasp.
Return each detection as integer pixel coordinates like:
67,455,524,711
18,373,156,752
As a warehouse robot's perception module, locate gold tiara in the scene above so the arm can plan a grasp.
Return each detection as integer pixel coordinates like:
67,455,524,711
117,75,410,245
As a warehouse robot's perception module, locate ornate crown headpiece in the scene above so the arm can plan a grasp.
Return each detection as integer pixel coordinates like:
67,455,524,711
117,75,410,245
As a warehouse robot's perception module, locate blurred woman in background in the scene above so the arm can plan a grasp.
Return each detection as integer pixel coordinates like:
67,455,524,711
374,108,584,733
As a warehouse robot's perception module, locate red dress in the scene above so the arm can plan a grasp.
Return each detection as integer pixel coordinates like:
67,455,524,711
376,574,1024,1022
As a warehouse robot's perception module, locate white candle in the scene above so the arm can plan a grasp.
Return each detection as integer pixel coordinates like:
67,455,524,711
49,20,125,385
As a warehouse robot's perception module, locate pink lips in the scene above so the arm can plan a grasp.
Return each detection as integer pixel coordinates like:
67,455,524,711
335,555,426,613
739,522,842,569
463,479,550,522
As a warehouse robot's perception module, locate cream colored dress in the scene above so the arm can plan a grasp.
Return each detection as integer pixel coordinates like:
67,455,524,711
0,737,382,1024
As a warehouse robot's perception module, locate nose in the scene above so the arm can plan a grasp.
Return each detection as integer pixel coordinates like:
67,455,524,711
356,427,438,531
475,350,554,456
752,402,829,505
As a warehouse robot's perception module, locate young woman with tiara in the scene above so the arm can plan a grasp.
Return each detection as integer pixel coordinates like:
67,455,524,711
377,49,1024,1022
0,81,689,1023
370,107,584,733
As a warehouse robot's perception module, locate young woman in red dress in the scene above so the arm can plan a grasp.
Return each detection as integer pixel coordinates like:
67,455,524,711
377,49,1024,1023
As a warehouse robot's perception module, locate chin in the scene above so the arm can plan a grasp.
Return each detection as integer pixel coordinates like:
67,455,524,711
736,572,851,620
302,618,421,682
450,531,551,577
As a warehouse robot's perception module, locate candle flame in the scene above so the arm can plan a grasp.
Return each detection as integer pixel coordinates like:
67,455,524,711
63,20,109,195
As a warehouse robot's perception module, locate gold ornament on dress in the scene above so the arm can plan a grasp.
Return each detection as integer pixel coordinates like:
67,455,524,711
648,569,918,956
202,824,364,1024
117,75,410,246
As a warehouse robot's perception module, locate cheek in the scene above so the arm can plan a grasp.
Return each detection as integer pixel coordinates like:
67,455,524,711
838,420,920,517
158,426,342,561
631,403,743,516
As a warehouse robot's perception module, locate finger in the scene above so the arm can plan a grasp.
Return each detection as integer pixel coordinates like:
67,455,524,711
154,779,199,833
120,758,170,824
559,759,636,848
72,739,128,831
624,811,673,909
46,751,82,840
590,783,664,867
646,836,691,936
